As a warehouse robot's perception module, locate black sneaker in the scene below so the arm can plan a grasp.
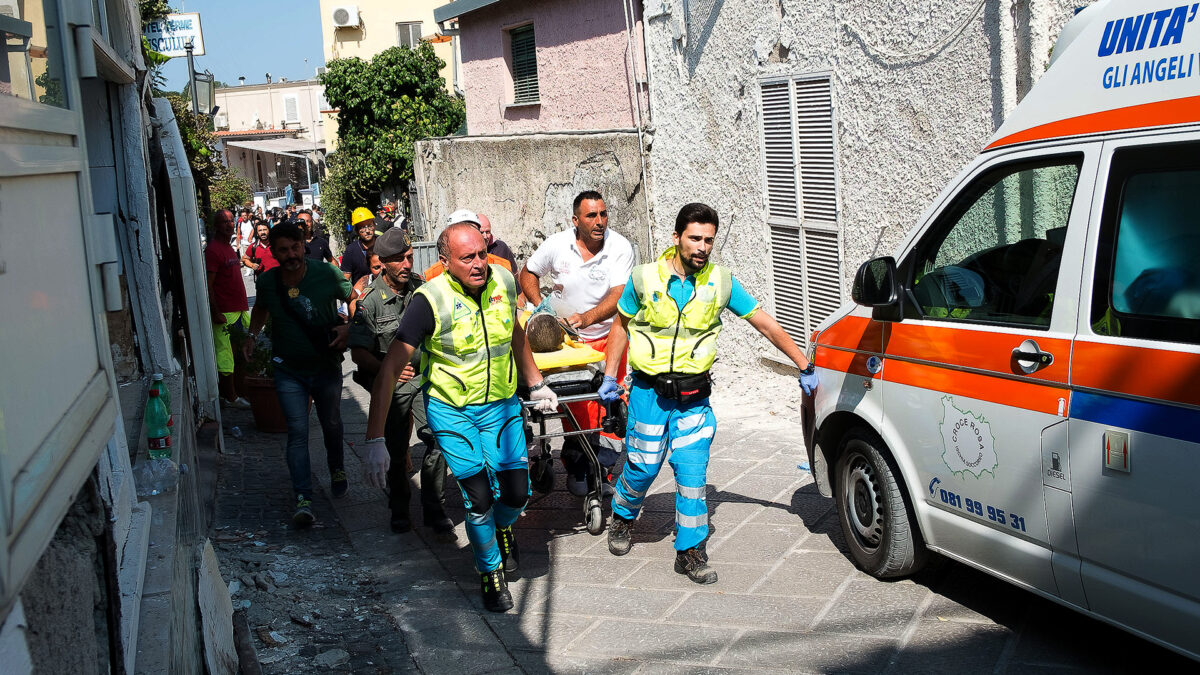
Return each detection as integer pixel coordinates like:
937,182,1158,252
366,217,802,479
607,515,633,556
293,495,315,528
497,526,520,573
480,568,513,613
674,547,718,584
330,469,348,498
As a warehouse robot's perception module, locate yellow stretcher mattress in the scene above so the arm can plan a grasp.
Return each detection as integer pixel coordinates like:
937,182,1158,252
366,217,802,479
532,342,605,371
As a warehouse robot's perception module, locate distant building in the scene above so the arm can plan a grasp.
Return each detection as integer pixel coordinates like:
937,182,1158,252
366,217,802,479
435,0,648,135
318,0,459,152
214,79,327,203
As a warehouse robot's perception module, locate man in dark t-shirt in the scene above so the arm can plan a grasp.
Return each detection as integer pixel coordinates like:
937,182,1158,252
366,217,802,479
244,223,353,527
299,210,333,263
340,209,378,284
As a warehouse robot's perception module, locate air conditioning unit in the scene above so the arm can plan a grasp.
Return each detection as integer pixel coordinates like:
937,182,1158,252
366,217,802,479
213,113,229,130
331,5,360,29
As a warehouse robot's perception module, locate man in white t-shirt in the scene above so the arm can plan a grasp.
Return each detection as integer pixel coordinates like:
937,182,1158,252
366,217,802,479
519,190,634,496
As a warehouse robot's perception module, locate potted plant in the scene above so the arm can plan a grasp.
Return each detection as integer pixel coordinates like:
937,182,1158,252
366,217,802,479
240,330,290,433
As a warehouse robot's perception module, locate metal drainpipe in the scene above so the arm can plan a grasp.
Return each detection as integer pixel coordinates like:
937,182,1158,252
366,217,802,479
623,0,654,257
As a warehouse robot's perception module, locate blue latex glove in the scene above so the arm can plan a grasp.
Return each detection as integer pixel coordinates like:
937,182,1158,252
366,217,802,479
598,375,622,403
798,365,818,397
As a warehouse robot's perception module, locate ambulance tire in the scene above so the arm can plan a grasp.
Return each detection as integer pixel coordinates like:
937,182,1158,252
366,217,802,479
834,429,927,579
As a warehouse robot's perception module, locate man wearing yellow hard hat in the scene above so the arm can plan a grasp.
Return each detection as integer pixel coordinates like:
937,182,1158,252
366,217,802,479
341,206,380,284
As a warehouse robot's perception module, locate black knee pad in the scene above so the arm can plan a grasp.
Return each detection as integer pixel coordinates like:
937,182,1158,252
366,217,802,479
458,471,494,515
496,468,530,507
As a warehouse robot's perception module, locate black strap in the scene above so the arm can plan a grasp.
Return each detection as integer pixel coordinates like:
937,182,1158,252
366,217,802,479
273,274,337,356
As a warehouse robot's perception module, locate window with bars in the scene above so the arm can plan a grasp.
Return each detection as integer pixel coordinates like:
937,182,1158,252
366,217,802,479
397,22,422,48
509,24,539,104
759,75,843,349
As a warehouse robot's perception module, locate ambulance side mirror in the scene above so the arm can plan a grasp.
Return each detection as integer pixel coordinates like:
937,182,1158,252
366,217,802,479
852,256,904,322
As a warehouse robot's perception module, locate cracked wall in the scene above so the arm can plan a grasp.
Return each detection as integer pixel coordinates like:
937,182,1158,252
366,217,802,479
413,132,651,263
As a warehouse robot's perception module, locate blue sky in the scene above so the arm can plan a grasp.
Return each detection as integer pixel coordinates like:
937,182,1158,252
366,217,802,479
156,0,326,90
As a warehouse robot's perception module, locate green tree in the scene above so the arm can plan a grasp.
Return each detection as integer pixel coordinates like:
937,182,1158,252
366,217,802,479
319,42,464,239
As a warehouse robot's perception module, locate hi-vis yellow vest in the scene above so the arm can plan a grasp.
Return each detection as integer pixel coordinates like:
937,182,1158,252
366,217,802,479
415,265,518,406
627,248,732,375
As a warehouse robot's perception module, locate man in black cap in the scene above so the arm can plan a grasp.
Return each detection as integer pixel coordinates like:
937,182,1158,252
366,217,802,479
349,228,454,536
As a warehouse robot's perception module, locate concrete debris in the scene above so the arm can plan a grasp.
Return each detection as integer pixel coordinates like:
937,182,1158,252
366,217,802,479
289,614,314,628
313,649,350,668
256,627,288,647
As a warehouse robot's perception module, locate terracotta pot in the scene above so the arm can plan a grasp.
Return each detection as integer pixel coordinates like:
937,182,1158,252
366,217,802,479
243,375,288,433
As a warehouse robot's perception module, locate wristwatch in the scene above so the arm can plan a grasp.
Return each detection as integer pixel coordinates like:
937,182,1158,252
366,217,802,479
800,363,815,375
529,380,548,393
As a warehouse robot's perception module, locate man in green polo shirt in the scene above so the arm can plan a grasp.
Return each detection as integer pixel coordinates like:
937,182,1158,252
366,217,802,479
243,222,353,527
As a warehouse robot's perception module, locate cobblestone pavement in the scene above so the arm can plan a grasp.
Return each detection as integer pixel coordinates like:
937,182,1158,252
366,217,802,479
218,275,1187,674
213,357,1190,674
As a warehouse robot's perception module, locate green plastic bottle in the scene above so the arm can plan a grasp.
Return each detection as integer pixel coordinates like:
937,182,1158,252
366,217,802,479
146,389,172,460
151,373,173,427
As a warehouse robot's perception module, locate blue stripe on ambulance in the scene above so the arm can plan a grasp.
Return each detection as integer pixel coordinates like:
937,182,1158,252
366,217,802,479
1069,391,1200,444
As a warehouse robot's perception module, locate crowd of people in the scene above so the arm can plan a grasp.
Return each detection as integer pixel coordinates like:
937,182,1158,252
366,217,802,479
203,191,819,614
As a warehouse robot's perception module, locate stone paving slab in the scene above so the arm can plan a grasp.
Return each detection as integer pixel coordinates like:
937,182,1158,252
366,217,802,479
211,355,1194,673
564,619,741,666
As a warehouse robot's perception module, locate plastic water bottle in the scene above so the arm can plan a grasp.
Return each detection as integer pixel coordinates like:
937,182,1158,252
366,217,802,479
151,373,173,427
146,388,172,460
231,426,244,439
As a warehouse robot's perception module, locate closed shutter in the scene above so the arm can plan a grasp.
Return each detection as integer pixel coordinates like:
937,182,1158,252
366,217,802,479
760,75,843,349
769,224,805,342
510,25,539,104
795,78,837,224
795,77,842,341
283,95,299,124
761,81,797,222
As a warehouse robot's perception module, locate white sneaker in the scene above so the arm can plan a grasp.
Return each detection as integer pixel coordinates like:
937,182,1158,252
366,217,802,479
222,396,251,409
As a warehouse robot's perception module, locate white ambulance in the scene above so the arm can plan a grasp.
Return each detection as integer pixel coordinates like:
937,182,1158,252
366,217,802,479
803,0,1200,660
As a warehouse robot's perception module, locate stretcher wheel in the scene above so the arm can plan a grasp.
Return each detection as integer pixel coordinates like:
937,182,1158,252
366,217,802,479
585,499,604,535
530,455,554,494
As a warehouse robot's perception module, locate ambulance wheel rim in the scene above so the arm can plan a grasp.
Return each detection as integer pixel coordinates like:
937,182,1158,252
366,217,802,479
846,456,883,547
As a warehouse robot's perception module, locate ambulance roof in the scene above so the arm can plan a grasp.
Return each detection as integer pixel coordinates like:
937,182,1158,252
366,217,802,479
987,0,1200,150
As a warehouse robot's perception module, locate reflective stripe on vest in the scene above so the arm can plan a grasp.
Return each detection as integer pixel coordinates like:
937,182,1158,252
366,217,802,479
627,254,732,375
415,265,518,406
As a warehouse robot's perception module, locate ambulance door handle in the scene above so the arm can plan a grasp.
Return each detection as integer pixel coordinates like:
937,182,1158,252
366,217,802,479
1012,339,1053,374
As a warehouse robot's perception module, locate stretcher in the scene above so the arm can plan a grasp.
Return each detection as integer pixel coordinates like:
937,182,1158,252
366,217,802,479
517,339,624,535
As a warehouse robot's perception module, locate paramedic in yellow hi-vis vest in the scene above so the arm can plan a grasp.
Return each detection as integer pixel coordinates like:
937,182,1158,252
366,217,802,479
363,222,559,613
598,203,819,584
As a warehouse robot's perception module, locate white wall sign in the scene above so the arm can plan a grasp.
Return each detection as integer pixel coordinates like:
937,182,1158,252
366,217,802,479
143,13,205,57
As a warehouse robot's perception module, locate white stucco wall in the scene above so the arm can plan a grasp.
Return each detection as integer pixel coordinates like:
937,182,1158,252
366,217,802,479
642,0,1087,359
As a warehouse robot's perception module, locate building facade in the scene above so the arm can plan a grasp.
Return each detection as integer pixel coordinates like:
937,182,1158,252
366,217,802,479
641,0,1086,356
1,0,228,671
445,0,648,135
317,0,458,152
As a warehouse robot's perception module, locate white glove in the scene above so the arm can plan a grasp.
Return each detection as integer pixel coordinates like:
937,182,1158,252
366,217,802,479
363,437,390,489
529,384,559,413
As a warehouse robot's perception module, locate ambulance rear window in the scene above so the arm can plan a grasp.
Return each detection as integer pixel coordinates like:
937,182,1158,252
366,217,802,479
1091,141,1200,345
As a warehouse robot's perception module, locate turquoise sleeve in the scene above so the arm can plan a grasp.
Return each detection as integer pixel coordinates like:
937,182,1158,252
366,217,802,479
727,276,759,318
616,275,640,317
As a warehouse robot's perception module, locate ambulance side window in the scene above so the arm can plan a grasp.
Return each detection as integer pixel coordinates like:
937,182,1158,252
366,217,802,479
905,155,1083,327
1090,141,1200,345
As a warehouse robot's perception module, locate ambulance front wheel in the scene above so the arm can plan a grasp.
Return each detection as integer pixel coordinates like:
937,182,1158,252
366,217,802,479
834,429,927,578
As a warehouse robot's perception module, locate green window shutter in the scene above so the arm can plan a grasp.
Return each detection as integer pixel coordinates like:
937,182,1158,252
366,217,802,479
510,25,539,104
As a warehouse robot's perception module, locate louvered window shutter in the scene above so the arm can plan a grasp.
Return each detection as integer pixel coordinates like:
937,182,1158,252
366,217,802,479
510,25,539,104
759,75,843,349
795,77,842,343
283,95,299,124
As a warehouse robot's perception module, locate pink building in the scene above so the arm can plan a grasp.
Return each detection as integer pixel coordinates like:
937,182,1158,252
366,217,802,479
435,0,648,135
